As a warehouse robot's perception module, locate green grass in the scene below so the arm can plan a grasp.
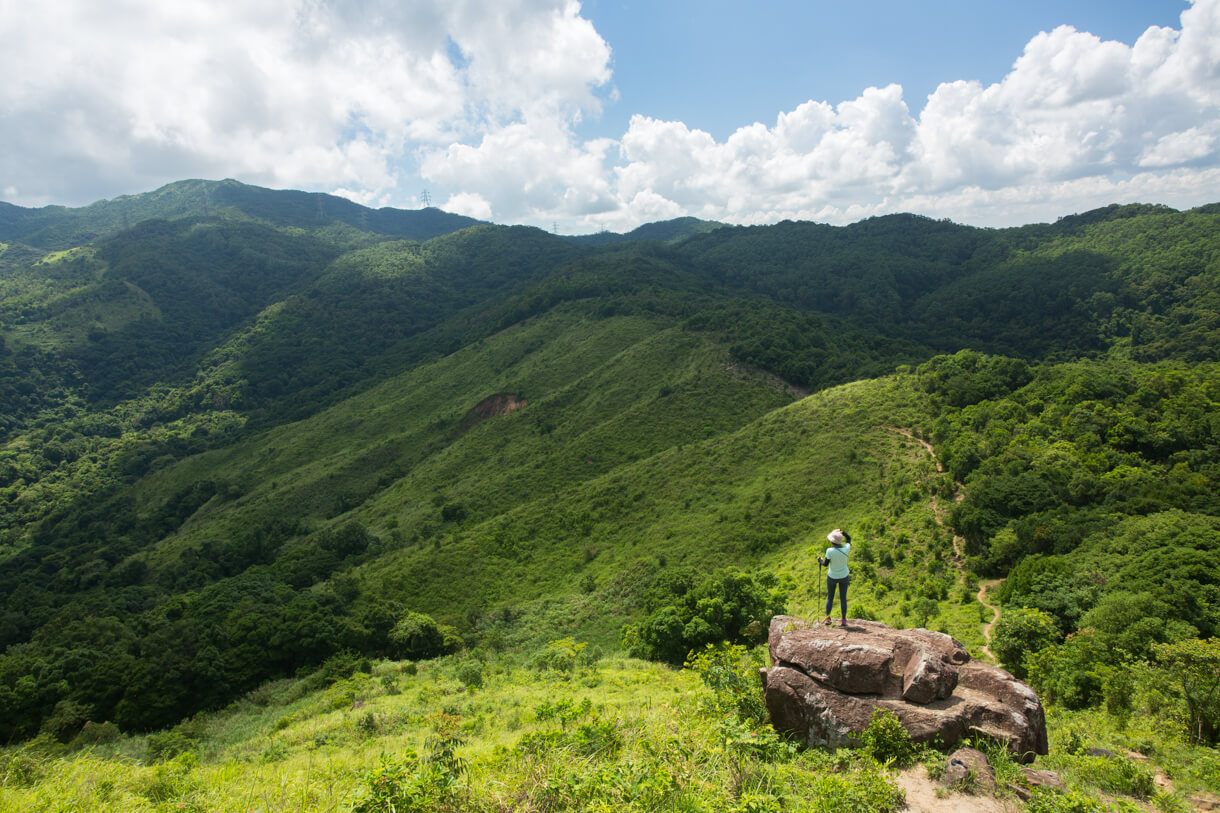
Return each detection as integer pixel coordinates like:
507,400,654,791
9,649,1217,812
1043,706,1220,804
117,327,986,651
0,652,908,812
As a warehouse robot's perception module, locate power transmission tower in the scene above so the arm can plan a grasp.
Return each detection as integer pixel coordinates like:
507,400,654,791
420,190,431,207
316,196,326,220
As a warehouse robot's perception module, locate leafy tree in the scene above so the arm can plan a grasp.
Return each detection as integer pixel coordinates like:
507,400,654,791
623,569,786,666
1026,630,1108,710
389,612,452,661
991,607,1061,679
1153,638,1220,745
1079,591,1197,662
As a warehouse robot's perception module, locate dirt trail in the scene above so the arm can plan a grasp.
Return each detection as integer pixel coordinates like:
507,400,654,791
884,426,1002,662
977,579,1003,662
896,767,1020,813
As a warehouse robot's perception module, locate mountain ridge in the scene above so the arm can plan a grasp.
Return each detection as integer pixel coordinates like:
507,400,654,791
0,180,1218,755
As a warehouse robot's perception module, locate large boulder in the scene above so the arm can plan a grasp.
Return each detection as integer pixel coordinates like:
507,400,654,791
761,615,1048,762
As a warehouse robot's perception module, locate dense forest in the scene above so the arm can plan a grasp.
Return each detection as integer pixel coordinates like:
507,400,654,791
1,180,1218,758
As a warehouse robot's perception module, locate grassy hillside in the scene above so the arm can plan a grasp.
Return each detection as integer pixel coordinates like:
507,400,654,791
4,645,1217,812
1,183,1219,801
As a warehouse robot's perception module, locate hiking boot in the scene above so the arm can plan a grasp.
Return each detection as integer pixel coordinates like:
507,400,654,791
837,618,847,626
822,617,832,625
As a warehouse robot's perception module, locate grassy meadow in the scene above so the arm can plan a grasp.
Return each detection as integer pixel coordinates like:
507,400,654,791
4,644,1216,812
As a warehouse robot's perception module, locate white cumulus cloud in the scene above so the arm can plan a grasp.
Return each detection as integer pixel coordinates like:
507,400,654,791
422,0,1220,230
0,0,611,207
1,0,1218,229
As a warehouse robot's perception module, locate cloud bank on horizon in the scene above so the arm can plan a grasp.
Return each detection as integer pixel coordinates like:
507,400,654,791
1,0,1218,230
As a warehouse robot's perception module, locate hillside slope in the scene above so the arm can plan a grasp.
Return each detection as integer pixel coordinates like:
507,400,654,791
1,184,1219,748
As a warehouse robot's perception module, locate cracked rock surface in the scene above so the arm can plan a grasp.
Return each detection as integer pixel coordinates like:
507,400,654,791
761,615,1048,762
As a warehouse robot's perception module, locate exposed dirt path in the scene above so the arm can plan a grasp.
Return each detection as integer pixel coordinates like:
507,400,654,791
884,426,1003,662
977,579,1003,663
895,767,1020,813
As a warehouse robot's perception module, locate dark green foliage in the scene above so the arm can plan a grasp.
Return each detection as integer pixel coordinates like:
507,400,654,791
389,612,451,661
144,728,198,763
2,187,1220,745
932,361,1220,572
859,709,925,767
991,607,1061,679
1153,637,1220,745
624,569,786,665
916,350,1033,408
563,216,726,246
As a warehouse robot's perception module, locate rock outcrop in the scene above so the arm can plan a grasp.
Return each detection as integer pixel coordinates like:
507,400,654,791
761,615,1048,762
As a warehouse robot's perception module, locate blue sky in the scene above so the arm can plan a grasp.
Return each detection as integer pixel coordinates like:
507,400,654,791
1,0,1216,232
580,1,1188,140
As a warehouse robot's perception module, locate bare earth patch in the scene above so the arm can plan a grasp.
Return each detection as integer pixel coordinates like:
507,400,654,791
895,767,1021,813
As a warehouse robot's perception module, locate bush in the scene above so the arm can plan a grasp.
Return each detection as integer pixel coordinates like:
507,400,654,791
145,729,198,763
0,748,46,788
859,709,923,767
1024,787,1106,813
685,642,768,723
1027,631,1107,709
1068,755,1155,798
806,753,906,813
530,637,589,674
1153,637,1220,745
348,753,449,813
139,752,200,804
623,568,786,665
389,612,449,660
40,699,93,743
70,720,121,749
992,607,1061,679
456,658,484,689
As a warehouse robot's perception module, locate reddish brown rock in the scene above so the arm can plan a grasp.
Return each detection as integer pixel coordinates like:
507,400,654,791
762,615,1048,762
944,746,996,791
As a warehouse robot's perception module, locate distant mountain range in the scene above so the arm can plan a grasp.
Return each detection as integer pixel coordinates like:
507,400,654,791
0,179,1217,738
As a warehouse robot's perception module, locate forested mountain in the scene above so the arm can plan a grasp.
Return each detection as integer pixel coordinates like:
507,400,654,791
0,179,484,250
1,183,1218,748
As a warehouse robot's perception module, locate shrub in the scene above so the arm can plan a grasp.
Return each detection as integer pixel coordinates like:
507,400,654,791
139,752,200,804
992,607,1061,679
623,568,786,665
1024,787,1106,813
859,709,923,767
389,612,448,660
145,729,198,763
0,748,45,788
806,753,906,813
1027,631,1107,709
531,637,587,674
456,658,484,689
40,699,93,743
1068,755,1155,798
685,642,768,723
348,753,449,813
70,720,121,749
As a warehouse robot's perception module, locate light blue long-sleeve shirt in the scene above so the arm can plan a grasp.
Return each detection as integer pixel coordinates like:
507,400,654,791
824,543,851,579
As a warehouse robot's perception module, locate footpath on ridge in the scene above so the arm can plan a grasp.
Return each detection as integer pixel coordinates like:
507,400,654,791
885,426,1003,663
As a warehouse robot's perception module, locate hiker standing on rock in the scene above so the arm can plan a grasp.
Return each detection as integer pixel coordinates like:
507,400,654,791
820,528,852,626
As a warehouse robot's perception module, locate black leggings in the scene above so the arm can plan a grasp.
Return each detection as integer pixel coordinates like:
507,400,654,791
826,576,849,618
